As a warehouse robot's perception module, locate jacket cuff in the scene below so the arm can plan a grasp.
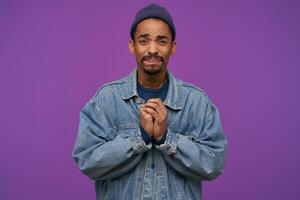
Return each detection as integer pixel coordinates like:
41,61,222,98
153,130,167,145
154,128,177,156
140,126,153,144
131,128,152,154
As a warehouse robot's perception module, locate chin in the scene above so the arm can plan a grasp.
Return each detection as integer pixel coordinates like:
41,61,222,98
142,65,163,75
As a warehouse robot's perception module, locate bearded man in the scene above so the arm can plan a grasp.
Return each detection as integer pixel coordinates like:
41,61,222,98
72,3,227,200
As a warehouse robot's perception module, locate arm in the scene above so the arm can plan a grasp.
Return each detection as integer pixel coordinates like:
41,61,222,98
72,91,151,181
155,101,227,181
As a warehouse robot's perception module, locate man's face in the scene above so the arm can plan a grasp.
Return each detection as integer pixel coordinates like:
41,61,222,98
129,18,176,75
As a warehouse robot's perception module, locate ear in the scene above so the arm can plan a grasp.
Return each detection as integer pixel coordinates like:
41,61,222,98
128,39,135,55
171,40,176,55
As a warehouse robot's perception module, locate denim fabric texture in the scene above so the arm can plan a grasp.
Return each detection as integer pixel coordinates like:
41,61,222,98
72,69,227,200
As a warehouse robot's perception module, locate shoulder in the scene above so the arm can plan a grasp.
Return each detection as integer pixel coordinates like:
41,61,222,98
175,78,210,102
173,78,219,117
87,76,128,106
176,79,207,94
97,76,127,95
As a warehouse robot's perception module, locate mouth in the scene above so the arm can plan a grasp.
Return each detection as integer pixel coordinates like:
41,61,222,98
142,56,163,65
143,58,161,65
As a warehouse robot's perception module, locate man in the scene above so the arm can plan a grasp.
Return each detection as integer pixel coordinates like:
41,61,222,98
72,3,227,200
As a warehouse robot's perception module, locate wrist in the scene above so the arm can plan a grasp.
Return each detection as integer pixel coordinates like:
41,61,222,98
140,126,153,144
154,129,168,145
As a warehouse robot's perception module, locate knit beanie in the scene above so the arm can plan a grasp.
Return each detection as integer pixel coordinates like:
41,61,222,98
130,3,176,41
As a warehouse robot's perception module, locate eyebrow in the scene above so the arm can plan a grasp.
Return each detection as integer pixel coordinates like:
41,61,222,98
137,34,150,39
137,34,170,40
157,35,169,40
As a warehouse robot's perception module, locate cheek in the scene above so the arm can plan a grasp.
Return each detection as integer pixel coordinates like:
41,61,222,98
134,52,143,62
159,46,172,55
134,48,146,57
160,50,172,60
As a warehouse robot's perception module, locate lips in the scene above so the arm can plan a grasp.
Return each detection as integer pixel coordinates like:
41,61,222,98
142,56,163,65
144,58,161,65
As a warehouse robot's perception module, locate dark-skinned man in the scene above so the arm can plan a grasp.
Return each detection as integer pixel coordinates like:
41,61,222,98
72,3,227,200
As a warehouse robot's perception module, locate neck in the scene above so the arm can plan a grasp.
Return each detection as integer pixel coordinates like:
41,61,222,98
137,68,168,89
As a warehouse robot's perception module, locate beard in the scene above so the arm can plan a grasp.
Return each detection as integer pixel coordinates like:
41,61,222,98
140,54,165,75
142,64,163,75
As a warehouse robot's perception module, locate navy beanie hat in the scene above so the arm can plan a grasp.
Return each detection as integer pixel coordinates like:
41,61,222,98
130,3,176,41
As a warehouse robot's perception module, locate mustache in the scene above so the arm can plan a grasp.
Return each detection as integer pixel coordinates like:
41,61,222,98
142,55,164,62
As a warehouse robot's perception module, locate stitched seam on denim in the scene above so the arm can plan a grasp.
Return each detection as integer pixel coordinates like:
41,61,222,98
176,80,208,97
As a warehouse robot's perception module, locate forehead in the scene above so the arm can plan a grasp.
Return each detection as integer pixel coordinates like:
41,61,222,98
135,18,172,38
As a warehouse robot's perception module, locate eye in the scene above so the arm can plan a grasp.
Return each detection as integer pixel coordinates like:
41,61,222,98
139,39,148,45
159,40,168,45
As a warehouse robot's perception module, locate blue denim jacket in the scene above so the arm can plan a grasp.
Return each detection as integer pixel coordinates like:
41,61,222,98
72,69,227,200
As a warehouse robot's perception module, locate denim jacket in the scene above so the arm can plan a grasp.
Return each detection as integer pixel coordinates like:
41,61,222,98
72,69,227,200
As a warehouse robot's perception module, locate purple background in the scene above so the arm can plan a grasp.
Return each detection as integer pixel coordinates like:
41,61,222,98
1,0,300,199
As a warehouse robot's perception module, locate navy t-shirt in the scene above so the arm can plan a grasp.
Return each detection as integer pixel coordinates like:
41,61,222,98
137,80,169,102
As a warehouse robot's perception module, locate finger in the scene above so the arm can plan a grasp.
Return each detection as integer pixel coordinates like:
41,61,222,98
146,100,167,120
147,98,162,104
141,107,152,115
147,98,167,113
143,102,163,115
140,109,153,120
142,107,159,119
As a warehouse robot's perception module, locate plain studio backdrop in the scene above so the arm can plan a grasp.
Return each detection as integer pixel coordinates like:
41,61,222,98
1,0,299,199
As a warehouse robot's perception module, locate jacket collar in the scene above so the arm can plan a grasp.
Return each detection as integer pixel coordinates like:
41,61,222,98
122,69,182,110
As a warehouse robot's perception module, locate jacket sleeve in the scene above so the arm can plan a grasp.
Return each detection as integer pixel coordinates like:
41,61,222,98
155,99,227,181
72,91,151,181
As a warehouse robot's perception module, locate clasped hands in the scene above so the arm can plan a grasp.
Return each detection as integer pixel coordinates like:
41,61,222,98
140,98,168,141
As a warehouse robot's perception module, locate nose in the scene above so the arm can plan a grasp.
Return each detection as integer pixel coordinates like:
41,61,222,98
147,41,158,54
